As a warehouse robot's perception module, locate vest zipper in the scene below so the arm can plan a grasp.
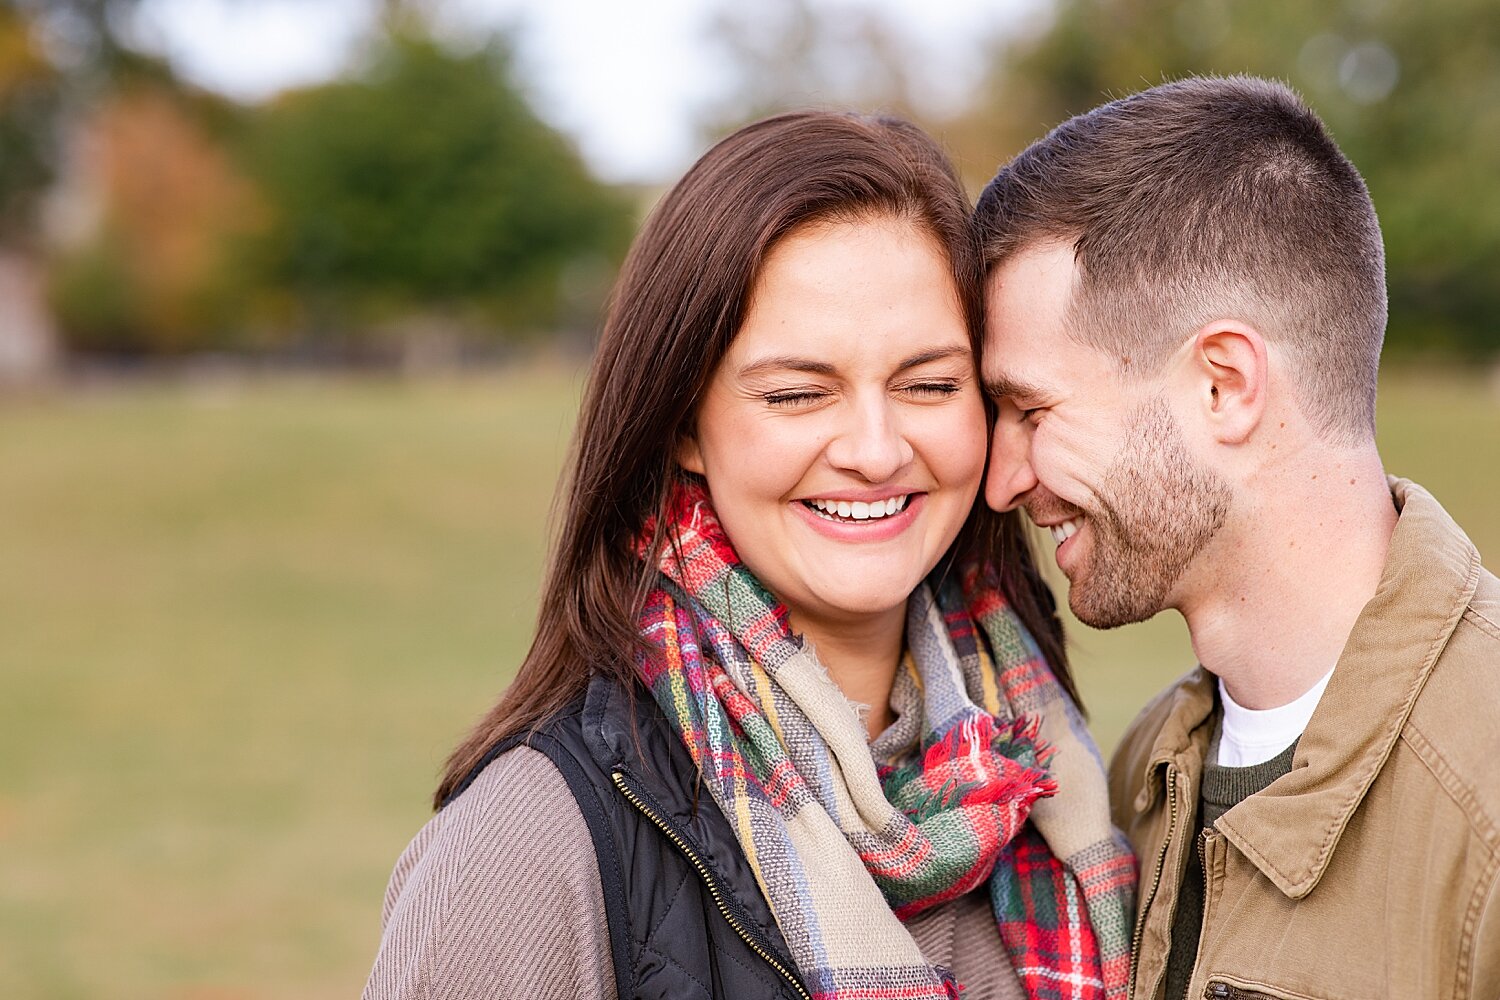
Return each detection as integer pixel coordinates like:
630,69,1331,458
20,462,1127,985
1130,763,1180,1000
611,770,812,1000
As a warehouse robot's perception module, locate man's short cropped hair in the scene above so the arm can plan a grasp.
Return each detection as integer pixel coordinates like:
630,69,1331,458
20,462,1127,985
975,75,1387,442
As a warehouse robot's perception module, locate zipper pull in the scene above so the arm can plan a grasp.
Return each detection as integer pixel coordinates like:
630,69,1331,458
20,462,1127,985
1206,983,1232,999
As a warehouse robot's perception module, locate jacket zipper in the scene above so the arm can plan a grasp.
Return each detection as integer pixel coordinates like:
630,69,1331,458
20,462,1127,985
611,770,812,1000
1205,981,1277,1000
1192,828,1214,999
1130,763,1179,1000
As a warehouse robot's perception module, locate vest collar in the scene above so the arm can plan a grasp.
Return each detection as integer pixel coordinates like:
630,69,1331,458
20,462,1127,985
581,673,796,953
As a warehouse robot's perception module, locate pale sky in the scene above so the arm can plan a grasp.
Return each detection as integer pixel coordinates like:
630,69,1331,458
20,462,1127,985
130,0,1040,184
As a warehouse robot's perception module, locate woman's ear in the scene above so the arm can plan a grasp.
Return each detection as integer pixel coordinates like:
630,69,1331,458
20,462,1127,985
676,433,706,475
1190,321,1267,446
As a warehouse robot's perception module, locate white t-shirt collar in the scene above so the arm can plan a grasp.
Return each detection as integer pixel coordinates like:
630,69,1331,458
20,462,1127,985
1216,667,1335,768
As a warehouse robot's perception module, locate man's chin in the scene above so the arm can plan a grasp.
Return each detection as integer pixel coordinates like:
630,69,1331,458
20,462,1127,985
1066,580,1164,630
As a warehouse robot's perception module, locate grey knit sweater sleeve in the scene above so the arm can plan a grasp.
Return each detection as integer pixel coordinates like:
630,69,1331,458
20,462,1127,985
362,746,617,1000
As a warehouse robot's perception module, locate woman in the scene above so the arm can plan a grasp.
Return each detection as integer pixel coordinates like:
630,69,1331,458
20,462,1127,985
364,112,1134,1000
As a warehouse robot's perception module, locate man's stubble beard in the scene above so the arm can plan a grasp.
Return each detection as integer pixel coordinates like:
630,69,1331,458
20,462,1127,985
1068,395,1231,629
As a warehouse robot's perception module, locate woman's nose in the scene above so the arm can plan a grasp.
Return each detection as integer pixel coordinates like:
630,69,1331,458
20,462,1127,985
824,398,914,483
984,414,1037,512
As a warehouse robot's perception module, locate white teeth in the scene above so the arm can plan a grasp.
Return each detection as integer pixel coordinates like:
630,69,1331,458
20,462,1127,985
1048,517,1083,545
804,494,911,522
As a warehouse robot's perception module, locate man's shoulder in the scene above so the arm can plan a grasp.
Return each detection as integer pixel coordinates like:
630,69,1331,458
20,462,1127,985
1401,563,1500,838
1465,562,1500,639
1413,560,1500,717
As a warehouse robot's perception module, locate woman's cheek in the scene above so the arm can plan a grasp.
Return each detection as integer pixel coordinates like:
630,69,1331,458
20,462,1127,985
934,395,989,494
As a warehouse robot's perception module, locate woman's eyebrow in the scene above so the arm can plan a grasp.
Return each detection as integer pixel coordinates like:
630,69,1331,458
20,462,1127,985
896,346,971,372
737,345,970,380
736,356,838,379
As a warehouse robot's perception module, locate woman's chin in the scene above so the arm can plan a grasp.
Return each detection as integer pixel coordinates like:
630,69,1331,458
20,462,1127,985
781,581,922,632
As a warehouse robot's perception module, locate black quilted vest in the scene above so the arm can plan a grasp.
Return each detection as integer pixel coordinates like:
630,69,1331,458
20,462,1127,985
444,675,810,1000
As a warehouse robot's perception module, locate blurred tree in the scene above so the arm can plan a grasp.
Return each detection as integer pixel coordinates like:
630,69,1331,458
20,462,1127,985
0,4,66,380
48,86,266,354
0,2,61,247
956,0,1500,356
2,0,237,365
245,21,633,346
0,0,155,236
13,0,145,85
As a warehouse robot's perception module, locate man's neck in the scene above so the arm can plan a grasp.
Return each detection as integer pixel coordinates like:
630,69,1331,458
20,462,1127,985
1178,448,1398,710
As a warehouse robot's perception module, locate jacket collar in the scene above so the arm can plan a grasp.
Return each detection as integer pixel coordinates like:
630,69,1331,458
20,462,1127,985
1132,669,1216,816
1212,477,1481,898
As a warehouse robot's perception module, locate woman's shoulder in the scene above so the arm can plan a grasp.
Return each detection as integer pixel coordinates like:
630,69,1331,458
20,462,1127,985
364,746,615,1000
397,746,589,887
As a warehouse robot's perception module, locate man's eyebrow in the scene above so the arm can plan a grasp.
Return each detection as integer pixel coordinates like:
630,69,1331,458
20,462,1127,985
982,372,1055,403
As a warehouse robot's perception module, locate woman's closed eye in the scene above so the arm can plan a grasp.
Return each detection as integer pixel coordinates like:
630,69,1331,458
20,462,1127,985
898,379,963,399
763,387,833,407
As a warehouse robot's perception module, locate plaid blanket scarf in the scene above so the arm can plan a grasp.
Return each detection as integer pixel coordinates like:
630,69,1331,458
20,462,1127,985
636,479,1134,995
637,482,1135,1000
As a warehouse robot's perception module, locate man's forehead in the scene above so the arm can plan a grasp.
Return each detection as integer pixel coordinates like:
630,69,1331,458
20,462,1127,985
984,244,1077,333
981,245,1111,401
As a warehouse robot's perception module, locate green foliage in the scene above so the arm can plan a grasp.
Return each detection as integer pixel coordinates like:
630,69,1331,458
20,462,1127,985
245,29,633,338
968,0,1500,357
47,228,141,351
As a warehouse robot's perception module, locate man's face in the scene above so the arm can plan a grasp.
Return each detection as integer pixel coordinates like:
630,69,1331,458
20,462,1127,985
982,241,1230,628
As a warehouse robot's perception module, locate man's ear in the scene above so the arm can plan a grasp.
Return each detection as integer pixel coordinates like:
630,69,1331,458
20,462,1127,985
1188,321,1267,445
676,432,706,475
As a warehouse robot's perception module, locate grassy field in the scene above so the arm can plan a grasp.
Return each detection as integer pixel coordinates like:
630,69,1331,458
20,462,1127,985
2,363,1496,998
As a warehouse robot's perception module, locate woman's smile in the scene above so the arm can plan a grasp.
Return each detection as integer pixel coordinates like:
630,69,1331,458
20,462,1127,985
801,492,912,522
791,491,925,542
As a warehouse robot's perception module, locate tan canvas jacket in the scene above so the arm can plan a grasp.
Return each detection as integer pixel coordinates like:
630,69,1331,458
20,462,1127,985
1108,478,1500,1000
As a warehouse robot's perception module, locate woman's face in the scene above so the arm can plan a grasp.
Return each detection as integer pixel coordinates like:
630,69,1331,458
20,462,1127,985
679,215,986,636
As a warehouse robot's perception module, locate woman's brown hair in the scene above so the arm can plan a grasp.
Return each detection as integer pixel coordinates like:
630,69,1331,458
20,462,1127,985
436,111,1075,807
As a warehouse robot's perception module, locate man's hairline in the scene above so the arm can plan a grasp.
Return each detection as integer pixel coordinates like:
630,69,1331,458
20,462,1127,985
982,234,1169,392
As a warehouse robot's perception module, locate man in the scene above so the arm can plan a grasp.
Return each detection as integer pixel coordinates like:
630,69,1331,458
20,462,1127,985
975,75,1500,1000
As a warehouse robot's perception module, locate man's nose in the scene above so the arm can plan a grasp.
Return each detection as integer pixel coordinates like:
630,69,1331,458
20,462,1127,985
984,413,1037,512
